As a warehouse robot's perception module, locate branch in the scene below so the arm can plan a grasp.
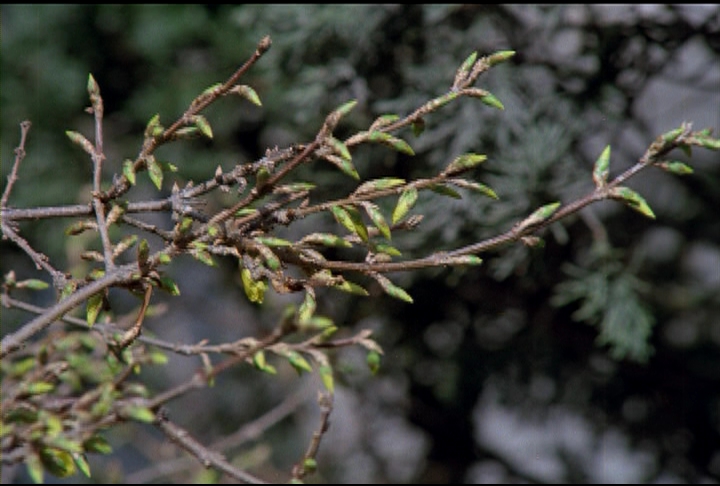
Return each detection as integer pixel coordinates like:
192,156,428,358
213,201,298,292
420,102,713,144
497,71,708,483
1,120,32,208
154,411,267,484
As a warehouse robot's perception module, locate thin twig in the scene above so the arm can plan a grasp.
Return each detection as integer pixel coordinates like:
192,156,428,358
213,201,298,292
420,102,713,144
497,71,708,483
154,412,267,484
1,120,32,208
292,391,333,481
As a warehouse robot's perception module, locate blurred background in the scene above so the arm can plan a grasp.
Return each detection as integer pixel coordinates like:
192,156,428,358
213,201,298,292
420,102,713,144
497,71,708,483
2,5,720,483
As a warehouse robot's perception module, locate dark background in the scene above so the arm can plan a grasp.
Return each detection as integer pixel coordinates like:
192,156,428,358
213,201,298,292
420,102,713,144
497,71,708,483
2,5,720,483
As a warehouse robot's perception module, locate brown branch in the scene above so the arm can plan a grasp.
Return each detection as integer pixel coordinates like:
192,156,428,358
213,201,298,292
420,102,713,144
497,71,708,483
0,263,137,358
154,411,267,484
292,391,333,481
0,222,67,286
1,120,32,208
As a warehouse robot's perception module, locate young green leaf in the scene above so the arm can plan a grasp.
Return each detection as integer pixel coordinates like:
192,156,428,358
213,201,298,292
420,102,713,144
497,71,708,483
367,131,415,156
609,186,656,219
327,136,352,161
241,268,267,304
363,203,391,240
39,447,76,478
392,187,418,224
300,233,353,248
193,115,213,139
298,288,317,323
374,243,402,257
479,93,504,110
25,452,44,484
157,276,180,296
230,84,262,106
144,113,161,138
334,99,358,117
120,405,155,423
429,183,462,199
254,236,294,247
593,145,611,188
73,453,91,478
487,50,516,66
123,159,136,185
333,279,369,296
286,351,313,374
86,292,104,327
323,154,360,180
16,279,49,290
318,365,335,394
331,205,369,242
191,249,216,267
373,273,413,303
370,113,400,130
65,130,94,155
443,153,487,175
146,156,163,190
354,177,406,196
366,350,381,375
83,435,113,455
517,202,562,230
657,161,693,175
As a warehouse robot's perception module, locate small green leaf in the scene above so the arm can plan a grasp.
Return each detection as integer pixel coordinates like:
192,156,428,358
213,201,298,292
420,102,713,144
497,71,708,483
374,273,413,303
374,243,402,256
331,205,369,242
363,203,391,240
144,113,161,138
354,177,406,195
254,242,281,271
479,93,504,110
254,236,294,247
593,145,611,188
300,233,352,248
146,156,163,190
661,126,684,143
87,73,100,97
334,99,358,117
157,276,180,296
657,161,693,175
696,134,720,150
333,279,369,296
25,452,44,484
298,289,317,323
286,351,313,374
449,179,498,199
327,136,352,161
192,249,216,267
241,268,267,304
429,91,459,110
303,458,318,473
39,447,76,478
253,351,277,374
487,50,516,66
193,115,213,139
26,381,55,395
230,84,262,106
123,159,136,185
157,252,172,265
17,279,49,290
392,187,418,224
201,82,223,96
297,315,335,332
121,405,155,423
367,131,415,156
459,51,478,75
370,113,400,130
429,183,462,199
609,186,656,219
318,365,335,394
73,453,91,478
366,350,381,375
323,154,360,180
518,202,562,230
86,292,104,327
65,130,94,155
83,435,113,455
444,153,488,175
